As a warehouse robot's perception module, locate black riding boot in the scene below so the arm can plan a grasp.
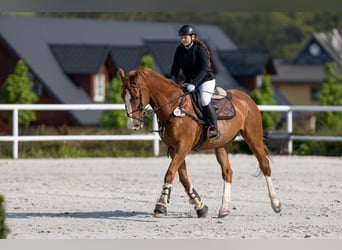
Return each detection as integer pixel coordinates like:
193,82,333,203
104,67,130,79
202,104,220,139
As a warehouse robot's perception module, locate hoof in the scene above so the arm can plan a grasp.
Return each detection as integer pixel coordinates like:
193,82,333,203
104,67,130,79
196,205,208,218
153,204,167,217
272,200,282,213
218,209,229,218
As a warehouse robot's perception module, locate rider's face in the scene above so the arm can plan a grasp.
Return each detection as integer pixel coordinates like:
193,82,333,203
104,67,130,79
180,35,193,46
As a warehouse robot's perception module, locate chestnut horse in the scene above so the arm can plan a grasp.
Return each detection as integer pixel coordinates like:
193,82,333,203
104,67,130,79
118,68,281,218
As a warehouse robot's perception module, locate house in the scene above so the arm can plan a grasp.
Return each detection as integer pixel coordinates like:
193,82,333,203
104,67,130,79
218,48,277,91
0,15,248,126
1,15,278,127
271,28,342,106
270,28,342,131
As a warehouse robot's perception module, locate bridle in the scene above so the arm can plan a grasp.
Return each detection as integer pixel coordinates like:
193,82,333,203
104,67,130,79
125,81,145,122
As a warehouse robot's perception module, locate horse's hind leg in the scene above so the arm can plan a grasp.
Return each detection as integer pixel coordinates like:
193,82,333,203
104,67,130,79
242,124,282,213
215,146,233,218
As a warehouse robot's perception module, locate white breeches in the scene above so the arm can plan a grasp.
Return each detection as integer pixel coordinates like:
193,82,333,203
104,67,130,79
199,79,216,106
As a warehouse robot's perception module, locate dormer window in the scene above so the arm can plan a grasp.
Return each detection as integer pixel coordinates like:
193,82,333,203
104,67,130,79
309,43,321,56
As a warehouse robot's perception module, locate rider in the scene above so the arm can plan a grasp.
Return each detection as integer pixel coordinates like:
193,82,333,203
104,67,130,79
170,24,219,139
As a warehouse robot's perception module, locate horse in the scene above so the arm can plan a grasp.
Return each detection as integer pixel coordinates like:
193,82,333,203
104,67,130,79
118,68,281,218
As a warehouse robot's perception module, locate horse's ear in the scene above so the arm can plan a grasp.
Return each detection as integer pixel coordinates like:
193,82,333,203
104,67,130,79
118,68,125,81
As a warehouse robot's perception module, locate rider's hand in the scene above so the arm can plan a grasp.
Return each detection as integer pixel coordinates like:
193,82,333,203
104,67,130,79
186,84,195,92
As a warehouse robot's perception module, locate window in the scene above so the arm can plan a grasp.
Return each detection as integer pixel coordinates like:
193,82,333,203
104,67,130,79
33,82,43,96
94,73,106,102
256,75,263,88
309,43,321,56
310,87,320,101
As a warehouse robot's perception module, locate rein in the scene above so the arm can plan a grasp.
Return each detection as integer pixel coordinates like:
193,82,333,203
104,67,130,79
152,90,204,134
153,90,203,121
153,92,189,113
126,79,204,133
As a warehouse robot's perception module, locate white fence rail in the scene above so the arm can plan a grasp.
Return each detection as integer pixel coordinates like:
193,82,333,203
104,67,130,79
0,104,341,159
0,104,160,159
258,105,342,153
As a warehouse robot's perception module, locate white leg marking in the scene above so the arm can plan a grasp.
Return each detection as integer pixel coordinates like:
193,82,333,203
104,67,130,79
218,181,231,217
265,176,281,212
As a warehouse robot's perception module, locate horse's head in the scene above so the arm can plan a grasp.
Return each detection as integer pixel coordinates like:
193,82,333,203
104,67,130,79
118,68,148,130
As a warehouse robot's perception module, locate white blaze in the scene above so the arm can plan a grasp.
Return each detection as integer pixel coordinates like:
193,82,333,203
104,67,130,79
124,90,134,129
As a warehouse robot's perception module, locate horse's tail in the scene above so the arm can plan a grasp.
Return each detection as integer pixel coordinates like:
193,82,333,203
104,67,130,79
263,140,272,158
252,142,272,178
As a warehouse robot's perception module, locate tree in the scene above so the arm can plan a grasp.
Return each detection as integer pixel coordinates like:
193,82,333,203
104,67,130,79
0,60,38,127
317,62,342,129
250,75,281,130
140,54,154,69
99,74,127,129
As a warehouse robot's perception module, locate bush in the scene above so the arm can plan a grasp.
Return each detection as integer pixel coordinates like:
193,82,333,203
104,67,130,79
293,140,342,156
250,75,281,130
292,128,342,156
0,195,10,239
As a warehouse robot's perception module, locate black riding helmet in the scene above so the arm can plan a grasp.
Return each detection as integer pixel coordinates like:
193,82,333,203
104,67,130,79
178,24,197,37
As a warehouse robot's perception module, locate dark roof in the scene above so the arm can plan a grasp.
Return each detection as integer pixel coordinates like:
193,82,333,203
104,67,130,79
0,15,240,125
219,49,276,76
111,46,147,72
292,37,334,65
313,29,342,65
271,60,325,83
51,45,111,74
293,29,342,66
145,40,179,75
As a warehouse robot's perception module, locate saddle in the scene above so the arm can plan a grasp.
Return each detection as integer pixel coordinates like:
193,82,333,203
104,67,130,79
187,87,236,151
190,87,236,121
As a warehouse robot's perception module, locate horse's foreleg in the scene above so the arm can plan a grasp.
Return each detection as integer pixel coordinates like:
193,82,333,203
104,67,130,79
178,162,208,218
153,149,188,217
215,147,233,218
154,183,172,217
154,147,208,218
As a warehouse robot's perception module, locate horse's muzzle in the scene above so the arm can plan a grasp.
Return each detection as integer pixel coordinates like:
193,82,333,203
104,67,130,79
127,118,143,130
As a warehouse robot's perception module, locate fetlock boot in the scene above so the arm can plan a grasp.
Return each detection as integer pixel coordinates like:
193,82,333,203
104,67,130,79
202,104,220,139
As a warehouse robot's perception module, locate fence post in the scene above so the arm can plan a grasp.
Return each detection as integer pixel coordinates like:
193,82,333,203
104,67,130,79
13,108,19,159
287,110,293,154
152,114,160,156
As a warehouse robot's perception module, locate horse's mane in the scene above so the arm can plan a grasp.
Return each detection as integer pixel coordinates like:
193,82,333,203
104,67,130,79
136,68,182,89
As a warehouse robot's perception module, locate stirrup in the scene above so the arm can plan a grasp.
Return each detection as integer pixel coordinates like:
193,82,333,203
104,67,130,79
208,127,220,139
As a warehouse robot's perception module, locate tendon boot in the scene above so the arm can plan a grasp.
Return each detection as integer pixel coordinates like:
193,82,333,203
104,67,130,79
202,103,220,139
